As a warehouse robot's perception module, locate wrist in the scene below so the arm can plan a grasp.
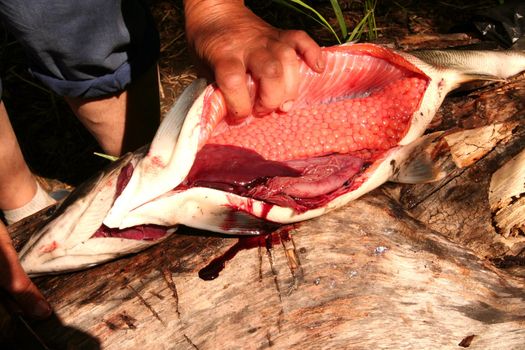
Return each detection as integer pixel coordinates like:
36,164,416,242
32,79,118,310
184,0,245,46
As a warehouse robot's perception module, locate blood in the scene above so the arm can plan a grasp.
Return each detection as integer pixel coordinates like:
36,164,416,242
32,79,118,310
92,224,168,240
116,163,134,196
198,226,293,281
39,240,58,254
259,202,273,220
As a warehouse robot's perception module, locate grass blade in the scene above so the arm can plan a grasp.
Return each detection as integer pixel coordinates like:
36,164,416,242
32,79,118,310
94,152,119,161
365,0,378,40
346,0,378,42
274,0,342,43
347,10,371,41
330,0,347,39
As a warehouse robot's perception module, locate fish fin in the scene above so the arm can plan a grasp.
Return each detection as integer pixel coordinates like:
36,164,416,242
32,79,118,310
103,79,207,228
390,151,446,184
149,78,207,155
186,210,280,236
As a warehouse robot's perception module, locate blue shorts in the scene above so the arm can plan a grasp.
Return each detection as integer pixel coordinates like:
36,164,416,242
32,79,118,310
0,0,160,99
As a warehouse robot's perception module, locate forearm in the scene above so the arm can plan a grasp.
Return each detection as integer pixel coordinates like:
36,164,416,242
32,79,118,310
184,0,244,19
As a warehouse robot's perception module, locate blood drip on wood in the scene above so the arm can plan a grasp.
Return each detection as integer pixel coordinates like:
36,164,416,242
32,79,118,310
198,226,293,281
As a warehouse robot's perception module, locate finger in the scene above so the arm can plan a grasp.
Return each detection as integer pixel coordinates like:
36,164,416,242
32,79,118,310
0,223,51,319
246,48,285,116
267,41,301,112
280,30,325,72
214,57,252,119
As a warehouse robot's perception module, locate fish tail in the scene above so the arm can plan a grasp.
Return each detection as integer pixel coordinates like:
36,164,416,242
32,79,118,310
411,49,525,86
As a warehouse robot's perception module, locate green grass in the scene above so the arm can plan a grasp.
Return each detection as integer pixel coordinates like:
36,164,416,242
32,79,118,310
93,152,119,162
273,0,378,43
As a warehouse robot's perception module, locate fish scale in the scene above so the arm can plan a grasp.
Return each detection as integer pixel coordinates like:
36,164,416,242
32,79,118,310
209,76,427,161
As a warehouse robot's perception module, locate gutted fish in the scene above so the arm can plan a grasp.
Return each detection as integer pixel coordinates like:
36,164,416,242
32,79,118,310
104,44,525,227
20,44,525,275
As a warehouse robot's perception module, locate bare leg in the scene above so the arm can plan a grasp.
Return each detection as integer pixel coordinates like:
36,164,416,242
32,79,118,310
65,64,161,156
0,102,37,210
0,65,159,222
0,103,52,315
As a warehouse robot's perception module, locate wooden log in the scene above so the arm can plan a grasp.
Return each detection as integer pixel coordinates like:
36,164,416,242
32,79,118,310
396,67,525,264
397,122,525,260
1,191,525,349
429,73,525,131
396,33,480,50
489,148,525,238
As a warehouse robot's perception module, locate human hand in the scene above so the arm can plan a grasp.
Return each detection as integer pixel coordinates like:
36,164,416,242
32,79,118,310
184,0,325,118
0,221,51,319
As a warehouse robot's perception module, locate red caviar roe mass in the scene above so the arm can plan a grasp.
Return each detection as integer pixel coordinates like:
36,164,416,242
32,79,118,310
209,76,426,161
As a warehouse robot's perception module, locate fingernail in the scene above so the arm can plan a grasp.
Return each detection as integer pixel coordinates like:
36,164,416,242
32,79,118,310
316,55,326,71
280,100,294,112
32,299,52,319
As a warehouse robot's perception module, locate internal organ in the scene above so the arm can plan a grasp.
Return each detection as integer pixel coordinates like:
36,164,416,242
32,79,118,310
209,76,427,162
185,145,365,211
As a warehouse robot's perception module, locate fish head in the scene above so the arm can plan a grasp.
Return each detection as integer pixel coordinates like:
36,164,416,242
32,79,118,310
19,150,175,276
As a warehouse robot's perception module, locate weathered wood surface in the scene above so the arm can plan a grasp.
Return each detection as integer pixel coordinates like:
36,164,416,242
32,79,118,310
397,74,525,266
489,148,525,239
2,55,525,350
1,189,524,349
395,122,525,260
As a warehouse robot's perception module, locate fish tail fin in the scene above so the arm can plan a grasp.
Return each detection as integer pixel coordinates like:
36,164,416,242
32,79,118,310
446,72,507,91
